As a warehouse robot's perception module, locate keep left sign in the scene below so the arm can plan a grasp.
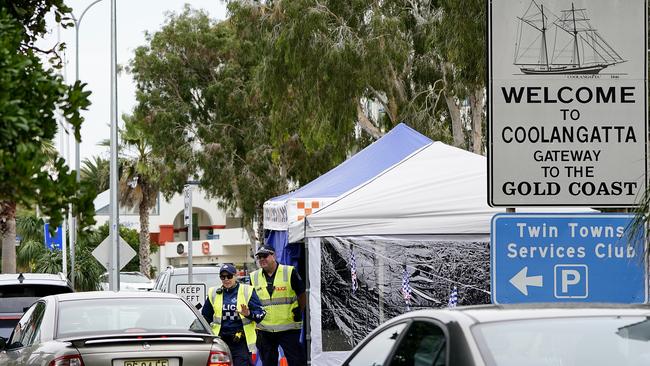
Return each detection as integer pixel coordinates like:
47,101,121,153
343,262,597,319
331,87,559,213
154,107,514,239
176,283,206,309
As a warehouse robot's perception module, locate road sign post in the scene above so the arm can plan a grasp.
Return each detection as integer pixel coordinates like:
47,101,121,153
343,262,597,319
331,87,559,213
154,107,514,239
491,213,646,304
184,185,193,284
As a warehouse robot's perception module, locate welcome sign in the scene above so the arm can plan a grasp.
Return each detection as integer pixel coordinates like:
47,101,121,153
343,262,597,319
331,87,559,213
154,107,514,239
488,0,647,206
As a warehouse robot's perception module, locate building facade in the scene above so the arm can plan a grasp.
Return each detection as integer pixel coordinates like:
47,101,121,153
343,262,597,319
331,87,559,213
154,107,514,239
93,189,254,275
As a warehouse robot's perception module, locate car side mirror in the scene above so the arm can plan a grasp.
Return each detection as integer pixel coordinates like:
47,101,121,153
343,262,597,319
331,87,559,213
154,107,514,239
0,337,7,351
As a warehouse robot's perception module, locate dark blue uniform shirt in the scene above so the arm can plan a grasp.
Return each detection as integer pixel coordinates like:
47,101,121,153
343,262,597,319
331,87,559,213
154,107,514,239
202,283,265,336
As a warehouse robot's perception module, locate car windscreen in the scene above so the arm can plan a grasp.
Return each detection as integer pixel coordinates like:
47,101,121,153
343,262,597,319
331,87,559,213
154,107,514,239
170,273,221,292
120,273,151,283
56,298,210,338
0,297,39,313
0,284,72,313
473,316,650,366
0,319,19,339
0,284,72,298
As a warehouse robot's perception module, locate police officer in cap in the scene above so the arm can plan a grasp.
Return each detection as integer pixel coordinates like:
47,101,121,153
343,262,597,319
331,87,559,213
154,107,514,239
251,245,306,366
202,264,265,366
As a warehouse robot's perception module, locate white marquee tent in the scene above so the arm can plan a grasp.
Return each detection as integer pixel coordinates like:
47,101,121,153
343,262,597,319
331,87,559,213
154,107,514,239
301,142,592,365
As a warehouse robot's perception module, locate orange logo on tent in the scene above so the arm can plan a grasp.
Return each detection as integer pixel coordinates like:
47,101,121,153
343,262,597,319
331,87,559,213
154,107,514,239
297,201,320,221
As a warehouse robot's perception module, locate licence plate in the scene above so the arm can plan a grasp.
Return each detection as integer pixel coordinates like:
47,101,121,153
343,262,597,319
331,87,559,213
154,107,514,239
124,360,168,366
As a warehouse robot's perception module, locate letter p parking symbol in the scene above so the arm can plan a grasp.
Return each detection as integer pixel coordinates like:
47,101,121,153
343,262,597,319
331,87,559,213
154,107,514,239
554,265,588,299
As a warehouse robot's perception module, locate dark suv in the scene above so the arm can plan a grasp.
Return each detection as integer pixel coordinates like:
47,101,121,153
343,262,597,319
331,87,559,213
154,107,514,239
0,273,73,338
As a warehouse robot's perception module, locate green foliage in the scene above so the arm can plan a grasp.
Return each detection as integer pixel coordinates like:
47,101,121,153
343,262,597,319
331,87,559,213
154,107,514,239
431,0,486,93
0,0,73,54
95,223,157,272
15,215,156,290
0,6,95,231
0,2,95,273
81,156,110,193
227,0,450,144
16,214,45,271
227,0,486,149
130,7,289,233
15,213,105,291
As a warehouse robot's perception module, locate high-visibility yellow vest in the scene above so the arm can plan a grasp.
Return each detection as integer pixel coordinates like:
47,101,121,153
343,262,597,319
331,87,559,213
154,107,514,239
251,264,301,332
207,284,257,353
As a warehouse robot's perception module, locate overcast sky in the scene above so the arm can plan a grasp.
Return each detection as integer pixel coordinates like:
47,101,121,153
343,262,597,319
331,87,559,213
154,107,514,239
43,0,228,166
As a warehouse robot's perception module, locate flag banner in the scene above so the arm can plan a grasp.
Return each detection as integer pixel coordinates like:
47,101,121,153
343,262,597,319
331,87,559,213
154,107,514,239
448,286,458,308
350,248,358,293
401,266,412,310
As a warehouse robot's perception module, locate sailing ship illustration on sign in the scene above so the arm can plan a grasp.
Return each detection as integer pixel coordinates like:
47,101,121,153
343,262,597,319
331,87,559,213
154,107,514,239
514,1,625,74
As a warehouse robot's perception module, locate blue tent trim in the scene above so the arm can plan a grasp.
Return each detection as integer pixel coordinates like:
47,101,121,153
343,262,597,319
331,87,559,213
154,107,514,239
268,123,432,202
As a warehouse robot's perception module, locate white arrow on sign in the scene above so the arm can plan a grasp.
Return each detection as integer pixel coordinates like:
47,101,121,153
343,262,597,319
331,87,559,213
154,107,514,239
510,267,543,296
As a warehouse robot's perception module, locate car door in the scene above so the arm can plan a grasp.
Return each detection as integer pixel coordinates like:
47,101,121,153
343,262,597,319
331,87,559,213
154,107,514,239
344,322,408,366
0,301,46,366
387,320,449,366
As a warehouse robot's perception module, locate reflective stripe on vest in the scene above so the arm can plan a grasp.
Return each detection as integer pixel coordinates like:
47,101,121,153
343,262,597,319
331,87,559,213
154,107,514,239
250,264,301,332
207,284,258,353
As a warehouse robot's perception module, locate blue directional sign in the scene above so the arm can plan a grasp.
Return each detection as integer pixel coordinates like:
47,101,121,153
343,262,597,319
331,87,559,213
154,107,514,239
44,223,63,251
491,213,646,304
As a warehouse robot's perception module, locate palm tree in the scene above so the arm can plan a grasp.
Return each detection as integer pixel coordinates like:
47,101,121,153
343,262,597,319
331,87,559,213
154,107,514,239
116,114,161,278
16,212,104,290
81,156,110,193
16,214,45,272
2,140,60,273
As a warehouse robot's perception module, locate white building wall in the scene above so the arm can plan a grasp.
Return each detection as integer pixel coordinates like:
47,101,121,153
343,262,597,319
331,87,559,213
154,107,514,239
160,229,254,268
94,188,228,231
93,189,253,276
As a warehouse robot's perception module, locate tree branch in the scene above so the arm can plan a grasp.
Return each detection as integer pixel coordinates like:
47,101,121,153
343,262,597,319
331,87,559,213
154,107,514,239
356,100,382,139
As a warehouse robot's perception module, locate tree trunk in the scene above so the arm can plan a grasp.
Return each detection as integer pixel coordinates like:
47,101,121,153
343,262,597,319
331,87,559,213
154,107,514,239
256,206,264,247
356,100,383,139
138,194,152,278
243,222,257,250
446,96,465,149
230,179,257,249
1,201,17,273
469,88,485,155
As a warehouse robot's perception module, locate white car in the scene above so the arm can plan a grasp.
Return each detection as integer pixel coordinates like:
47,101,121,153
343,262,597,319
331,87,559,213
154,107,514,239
99,272,154,291
343,304,650,366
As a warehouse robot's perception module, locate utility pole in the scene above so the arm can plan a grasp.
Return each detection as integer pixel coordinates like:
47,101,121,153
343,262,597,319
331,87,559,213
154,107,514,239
109,0,120,291
70,0,103,290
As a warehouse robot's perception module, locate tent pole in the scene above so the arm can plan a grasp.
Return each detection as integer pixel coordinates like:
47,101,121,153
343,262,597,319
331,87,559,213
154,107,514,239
304,219,311,364
377,245,385,323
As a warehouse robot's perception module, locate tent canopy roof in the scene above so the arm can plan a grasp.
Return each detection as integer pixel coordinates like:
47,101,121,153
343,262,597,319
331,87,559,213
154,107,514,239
264,123,431,230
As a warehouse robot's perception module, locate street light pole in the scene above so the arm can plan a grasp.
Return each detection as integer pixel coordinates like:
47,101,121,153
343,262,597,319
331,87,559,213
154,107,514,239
70,0,103,290
184,181,199,284
109,0,120,291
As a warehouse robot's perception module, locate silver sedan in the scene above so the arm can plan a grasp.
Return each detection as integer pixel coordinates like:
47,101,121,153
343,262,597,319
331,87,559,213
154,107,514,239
343,304,650,366
0,291,231,366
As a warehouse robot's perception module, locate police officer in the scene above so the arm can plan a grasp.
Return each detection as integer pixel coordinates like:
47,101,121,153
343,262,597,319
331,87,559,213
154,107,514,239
202,264,265,366
251,245,306,366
